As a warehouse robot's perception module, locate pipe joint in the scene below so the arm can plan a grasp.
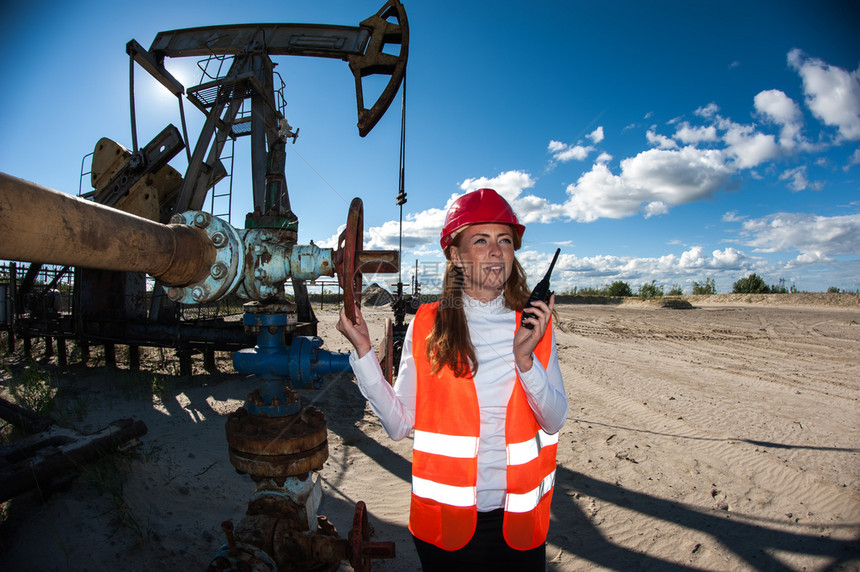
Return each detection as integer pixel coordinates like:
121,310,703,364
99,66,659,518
164,211,244,303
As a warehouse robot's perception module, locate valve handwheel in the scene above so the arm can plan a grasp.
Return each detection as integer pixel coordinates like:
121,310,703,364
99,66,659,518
348,500,371,572
378,317,394,384
335,198,365,324
348,500,395,572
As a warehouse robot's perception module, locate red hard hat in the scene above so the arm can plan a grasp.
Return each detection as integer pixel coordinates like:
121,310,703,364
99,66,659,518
439,188,525,250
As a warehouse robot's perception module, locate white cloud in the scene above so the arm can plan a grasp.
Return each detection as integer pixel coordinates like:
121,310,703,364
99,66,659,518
753,89,805,149
587,126,605,144
595,152,613,164
739,212,860,258
754,89,802,126
512,194,565,224
778,165,822,192
459,170,535,202
317,224,346,250
788,49,860,140
559,145,594,161
722,121,780,168
540,247,757,292
548,140,595,162
549,129,604,163
679,246,705,268
643,201,669,218
561,146,734,221
619,146,734,203
561,163,640,222
710,247,746,269
722,210,746,222
845,149,860,171
791,251,832,266
695,103,720,119
363,207,449,251
646,129,678,149
674,122,719,145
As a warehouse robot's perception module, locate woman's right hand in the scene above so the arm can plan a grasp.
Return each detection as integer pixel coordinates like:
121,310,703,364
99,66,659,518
336,304,372,358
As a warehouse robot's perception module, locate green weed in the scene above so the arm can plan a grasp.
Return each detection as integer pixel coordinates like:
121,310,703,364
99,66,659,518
81,452,153,544
6,359,56,417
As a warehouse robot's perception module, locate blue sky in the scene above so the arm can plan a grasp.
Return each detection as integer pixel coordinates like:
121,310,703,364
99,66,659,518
1,0,859,294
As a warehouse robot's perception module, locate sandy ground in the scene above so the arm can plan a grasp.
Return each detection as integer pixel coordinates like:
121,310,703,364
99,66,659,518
1,296,859,571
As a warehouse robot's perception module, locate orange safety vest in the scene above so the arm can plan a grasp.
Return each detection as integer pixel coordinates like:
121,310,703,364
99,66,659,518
408,302,558,551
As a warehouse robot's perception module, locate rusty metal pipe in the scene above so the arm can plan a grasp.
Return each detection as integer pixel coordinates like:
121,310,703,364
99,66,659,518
0,171,215,286
356,249,399,274
0,418,148,503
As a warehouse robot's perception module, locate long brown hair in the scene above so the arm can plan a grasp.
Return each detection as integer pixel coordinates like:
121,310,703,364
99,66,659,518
425,228,531,377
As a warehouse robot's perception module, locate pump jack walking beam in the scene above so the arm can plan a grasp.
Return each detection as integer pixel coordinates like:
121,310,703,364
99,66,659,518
144,0,408,137
126,0,408,218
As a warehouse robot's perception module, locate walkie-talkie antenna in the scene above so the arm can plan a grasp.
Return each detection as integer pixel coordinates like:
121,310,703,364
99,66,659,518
521,248,561,329
542,248,560,281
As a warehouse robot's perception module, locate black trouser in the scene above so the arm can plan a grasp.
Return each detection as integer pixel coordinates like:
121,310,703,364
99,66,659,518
412,509,546,571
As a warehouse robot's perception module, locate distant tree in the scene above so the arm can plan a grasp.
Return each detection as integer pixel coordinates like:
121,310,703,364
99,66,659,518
770,278,788,294
667,283,684,296
577,286,605,296
733,273,770,294
606,280,633,297
692,277,717,295
827,286,841,293
638,280,664,299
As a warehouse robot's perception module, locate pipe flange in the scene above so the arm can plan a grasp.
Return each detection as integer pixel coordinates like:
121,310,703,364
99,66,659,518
167,211,244,304
242,301,298,331
226,407,328,478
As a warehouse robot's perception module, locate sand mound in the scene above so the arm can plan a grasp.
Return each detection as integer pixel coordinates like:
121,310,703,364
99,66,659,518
361,283,393,306
687,292,859,307
660,298,694,309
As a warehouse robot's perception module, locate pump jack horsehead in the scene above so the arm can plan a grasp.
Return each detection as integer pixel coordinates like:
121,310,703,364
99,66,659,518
0,1,409,570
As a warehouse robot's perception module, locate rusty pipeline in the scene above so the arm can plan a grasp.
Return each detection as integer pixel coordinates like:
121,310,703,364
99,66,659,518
1,173,398,305
0,171,215,286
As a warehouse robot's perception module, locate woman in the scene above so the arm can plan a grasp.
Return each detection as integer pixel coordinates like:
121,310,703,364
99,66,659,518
337,188,568,570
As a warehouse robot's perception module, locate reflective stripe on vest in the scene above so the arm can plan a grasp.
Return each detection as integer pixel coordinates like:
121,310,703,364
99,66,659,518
505,470,556,513
412,476,477,507
507,429,559,466
408,302,556,551
414,430,479,458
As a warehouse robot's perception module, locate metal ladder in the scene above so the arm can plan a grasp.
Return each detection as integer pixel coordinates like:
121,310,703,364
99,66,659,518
208,137,235,225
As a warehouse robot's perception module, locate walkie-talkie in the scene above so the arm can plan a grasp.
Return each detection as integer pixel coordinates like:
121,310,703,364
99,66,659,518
521,248,561,329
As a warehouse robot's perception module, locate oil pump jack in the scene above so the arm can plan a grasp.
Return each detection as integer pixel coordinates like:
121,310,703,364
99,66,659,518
0,1,409,570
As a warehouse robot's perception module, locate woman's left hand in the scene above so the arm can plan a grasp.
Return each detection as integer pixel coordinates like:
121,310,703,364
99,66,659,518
513,294,554,372
336,304,372,358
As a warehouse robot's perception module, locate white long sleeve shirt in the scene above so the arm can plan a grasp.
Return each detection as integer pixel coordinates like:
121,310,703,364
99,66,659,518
348,293,569,511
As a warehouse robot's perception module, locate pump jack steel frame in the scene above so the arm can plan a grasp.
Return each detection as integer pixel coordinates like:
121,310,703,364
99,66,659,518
10,0,408,361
